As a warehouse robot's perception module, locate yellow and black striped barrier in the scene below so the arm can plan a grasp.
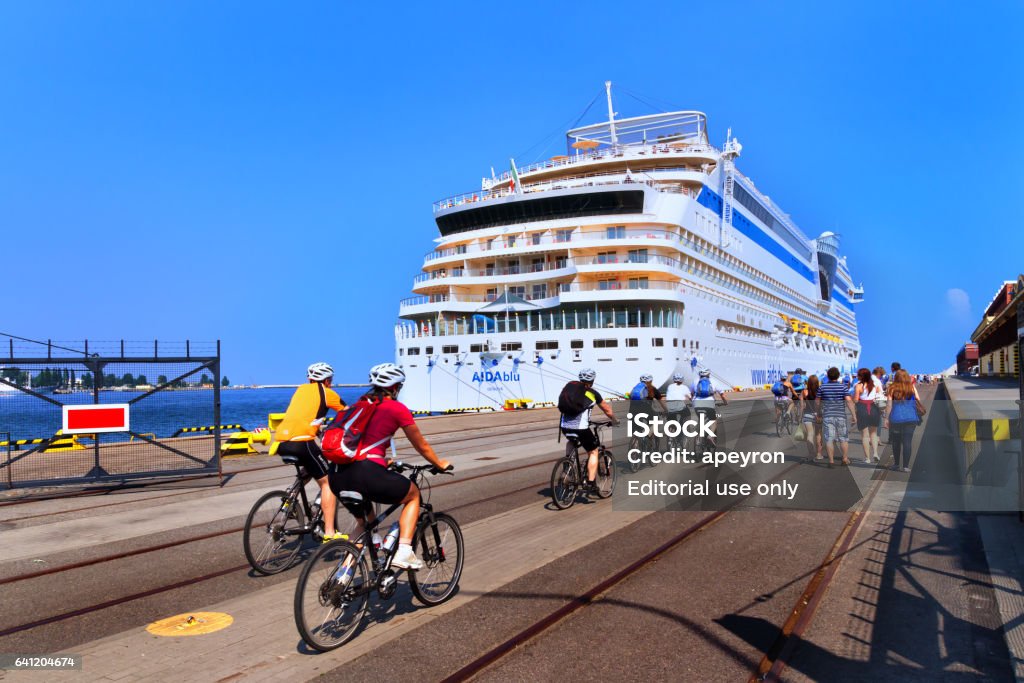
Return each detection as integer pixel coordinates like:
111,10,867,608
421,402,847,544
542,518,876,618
958,418,1020,442
221,429,272,457
172,424,245,437
442,406,498,414
411,410,431,416
0,437,47,451
533,401,556,408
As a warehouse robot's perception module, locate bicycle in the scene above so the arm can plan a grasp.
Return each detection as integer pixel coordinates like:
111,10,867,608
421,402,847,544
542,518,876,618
294,461,463,651
551,421,616,510
774,399,794,437
243,455,333,575
627,430,656,473
692,401,726,456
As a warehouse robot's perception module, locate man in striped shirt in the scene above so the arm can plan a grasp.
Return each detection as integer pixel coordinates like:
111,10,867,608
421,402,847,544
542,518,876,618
816,366,855,466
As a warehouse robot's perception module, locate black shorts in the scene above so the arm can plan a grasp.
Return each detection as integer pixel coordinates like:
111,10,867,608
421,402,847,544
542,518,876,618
562,427,599,452
329,459,412,508
276,440,332,480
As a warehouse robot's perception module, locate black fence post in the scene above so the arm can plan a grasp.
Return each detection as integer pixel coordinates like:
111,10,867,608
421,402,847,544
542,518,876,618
213,344,222,483
2,432,11,489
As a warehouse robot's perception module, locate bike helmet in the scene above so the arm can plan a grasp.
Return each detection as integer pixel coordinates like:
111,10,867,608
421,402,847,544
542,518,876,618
307,362,334,382
699,369,711,378
578,368,596,382
672,372,685,382
640,374,654,382
369,363,406,388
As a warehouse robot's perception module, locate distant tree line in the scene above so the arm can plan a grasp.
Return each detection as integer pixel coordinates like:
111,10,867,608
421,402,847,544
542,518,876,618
0,367,230,390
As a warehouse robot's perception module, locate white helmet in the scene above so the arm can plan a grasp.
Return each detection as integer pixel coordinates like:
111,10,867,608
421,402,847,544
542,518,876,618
640,374,654,382
578,368,596,382
307,362,334,382
699,369,711,378
369,362,406,388
672,372,685,382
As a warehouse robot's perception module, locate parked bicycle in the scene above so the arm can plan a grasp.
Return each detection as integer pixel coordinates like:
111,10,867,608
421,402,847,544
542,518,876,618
551,421,616,509
243,454,333,575
294,461,463,651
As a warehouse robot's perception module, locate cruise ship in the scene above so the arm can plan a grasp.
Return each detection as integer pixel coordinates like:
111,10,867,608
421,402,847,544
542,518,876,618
395,83,864,413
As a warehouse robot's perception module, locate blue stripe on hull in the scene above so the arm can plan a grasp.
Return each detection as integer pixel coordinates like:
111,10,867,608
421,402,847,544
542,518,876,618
696,186,816,283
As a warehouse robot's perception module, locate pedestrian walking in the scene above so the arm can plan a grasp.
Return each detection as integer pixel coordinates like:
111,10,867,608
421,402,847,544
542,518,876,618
884,369,924,472
816,367,855,467
853,368,881,463
801,374,823,461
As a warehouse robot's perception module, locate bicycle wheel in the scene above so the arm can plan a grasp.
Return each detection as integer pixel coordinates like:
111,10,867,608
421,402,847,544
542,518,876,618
628,435,642,473
409,512,465,606
243,490,306,575
550,458,579,510
294,539,370,651
784,412,793,435
593,448,616,499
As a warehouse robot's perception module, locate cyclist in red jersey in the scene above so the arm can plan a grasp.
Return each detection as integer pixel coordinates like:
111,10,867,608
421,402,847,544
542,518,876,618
329,363,451,570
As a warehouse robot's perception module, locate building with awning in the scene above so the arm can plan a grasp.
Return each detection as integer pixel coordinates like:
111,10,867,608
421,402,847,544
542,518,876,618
970,275,1023,378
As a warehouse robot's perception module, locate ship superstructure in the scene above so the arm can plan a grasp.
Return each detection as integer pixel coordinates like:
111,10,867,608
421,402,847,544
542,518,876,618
395,83,863,412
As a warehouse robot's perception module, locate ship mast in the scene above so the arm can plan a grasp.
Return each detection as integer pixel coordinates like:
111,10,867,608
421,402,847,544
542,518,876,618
605,80,618,147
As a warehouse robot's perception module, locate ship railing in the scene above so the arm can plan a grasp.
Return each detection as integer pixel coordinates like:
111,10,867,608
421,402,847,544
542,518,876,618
579,254,680,268
425,226,679,261
394,303,685,339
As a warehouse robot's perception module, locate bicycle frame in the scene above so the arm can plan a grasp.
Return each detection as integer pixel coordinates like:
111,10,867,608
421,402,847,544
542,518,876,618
280,466,320,538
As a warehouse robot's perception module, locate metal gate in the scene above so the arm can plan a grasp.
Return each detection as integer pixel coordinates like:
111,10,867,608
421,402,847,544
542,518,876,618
0,339,222,488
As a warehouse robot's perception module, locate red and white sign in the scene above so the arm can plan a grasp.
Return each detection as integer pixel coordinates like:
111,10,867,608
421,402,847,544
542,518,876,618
62,404,131,434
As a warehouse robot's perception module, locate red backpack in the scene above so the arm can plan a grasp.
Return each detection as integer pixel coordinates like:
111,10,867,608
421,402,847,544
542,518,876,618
321,397,390,464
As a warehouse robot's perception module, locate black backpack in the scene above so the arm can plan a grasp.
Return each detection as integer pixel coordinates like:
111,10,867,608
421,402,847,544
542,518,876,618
558,381,591,415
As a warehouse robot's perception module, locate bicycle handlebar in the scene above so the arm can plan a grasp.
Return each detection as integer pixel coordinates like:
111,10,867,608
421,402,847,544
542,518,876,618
389,461,455,476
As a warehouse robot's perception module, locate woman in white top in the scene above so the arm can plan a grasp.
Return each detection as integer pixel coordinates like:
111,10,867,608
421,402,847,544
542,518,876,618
853,367,882,463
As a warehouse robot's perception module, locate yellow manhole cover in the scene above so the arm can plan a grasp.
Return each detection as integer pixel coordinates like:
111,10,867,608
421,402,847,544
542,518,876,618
146,612,233,637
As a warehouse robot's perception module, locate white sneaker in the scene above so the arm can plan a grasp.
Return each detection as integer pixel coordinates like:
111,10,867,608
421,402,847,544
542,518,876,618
391,545,423,570
901,466,910,473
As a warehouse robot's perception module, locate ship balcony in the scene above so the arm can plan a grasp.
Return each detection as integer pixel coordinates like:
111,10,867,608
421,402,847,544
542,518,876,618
558,279,684,305
411,262,576,292
432,143,719,212
575,253,681,278
847,284,865,303
423,227,681,266
399,292,561,316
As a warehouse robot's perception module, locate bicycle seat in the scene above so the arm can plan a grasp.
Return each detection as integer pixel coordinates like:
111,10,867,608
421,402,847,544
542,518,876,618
280,455,300,465
335,489,365,504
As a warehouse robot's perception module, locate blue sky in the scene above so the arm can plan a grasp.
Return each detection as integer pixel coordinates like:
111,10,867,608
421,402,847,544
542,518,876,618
2,2,1021,382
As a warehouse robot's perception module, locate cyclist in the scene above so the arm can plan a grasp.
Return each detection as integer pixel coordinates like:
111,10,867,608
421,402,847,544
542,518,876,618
328,363,451,570
629,373,668,413
789,368,807,420
692,369,728,447
771,374,792,425
665,372,692,426
275,362,348,543
560,368,617,490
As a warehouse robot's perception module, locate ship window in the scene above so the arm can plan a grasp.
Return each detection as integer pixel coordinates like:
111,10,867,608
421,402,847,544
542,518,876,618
571,340,584,349
486,288,498,301
509,286,526,298
531,233,542,245
470,344,485,352
626,338,638,347
593,339,619,348
442,345,458,354
506,260,520,274
399,348,404,356
598,279,620,291
606,226,625,239
407,347,421,356
455,244,467,254
500,342,522,351
628,277,649,289
532,284,547,300
597,251,617,264
627,249,648,264
556,229,573,243
672,339,678,347
536,341,558,350
425,347,433,355
555,256,568,268
531,258,544,272
653,338,664,347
